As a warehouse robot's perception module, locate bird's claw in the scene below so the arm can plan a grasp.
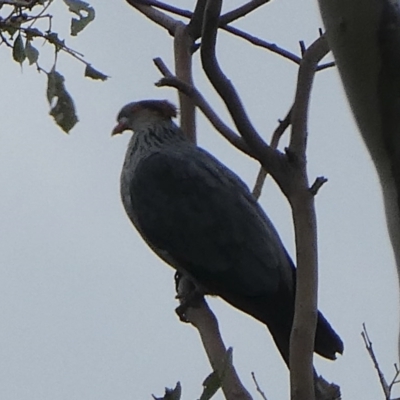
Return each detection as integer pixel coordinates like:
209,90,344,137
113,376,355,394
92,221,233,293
174,272,204,322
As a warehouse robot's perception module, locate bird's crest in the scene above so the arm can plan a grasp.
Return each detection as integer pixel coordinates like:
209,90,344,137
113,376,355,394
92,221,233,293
130,100,177,119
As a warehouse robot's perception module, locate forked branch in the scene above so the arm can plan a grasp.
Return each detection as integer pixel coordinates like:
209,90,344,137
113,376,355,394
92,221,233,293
154,58,253,157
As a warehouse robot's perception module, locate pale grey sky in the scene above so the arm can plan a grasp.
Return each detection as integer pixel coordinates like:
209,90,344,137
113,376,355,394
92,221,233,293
0,1,398,399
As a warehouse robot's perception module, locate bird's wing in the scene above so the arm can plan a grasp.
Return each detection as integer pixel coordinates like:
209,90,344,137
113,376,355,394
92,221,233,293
127,146,294,298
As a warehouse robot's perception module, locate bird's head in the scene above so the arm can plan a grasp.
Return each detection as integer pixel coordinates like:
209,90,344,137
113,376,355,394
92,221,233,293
112,100,177,135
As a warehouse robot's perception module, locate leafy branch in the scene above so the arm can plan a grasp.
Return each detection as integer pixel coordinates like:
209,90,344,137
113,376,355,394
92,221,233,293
0,0,107,132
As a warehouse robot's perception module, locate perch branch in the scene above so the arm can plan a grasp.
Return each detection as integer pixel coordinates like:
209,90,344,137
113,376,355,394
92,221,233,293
185,301,252,400
175,274,252,400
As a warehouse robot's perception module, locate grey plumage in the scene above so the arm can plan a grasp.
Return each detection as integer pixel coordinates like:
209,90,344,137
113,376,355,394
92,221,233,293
113,99,343,366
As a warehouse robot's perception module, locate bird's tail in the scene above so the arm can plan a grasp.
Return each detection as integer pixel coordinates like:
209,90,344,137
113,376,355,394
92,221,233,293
266,310,343,368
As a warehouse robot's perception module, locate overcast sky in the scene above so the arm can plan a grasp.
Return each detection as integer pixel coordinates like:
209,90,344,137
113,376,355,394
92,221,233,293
0,1,399,399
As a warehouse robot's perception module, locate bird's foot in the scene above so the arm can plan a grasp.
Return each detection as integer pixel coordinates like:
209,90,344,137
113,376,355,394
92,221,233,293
174,272,204,323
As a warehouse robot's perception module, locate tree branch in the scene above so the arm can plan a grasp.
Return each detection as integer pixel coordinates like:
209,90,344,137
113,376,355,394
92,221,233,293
186,0,207,40
200,0,289,191
288,35,329,400
289,36,329,156
252,108,292,199
154,57,253,157
223,24,302,64
136,0,301,64
175,274,252,400
362,324,390,399
184,300,253,400
125,0,179,35
220,0,271,25
174,22,196,142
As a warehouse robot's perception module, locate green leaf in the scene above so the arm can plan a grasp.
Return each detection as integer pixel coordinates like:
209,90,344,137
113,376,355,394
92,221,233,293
25,40,39,65
46,69,78,133
13,33,25,64
84,64,108,81
63,0,95,36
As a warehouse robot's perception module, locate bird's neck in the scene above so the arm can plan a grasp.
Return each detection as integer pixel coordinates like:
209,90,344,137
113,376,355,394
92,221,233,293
124,119,189,166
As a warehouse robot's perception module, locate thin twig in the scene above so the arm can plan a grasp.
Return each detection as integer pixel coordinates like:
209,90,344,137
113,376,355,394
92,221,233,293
251,372,268,400
130,0,302,64
316,61,335,72
389,365,400,395
362,324,390,399
309,176,328,195
220,0,270,25
126,0,178,35
252,108,292,199
223,24,301,64
131,0,192,19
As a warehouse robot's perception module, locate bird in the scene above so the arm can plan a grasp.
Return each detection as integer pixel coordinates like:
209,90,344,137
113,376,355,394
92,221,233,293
112,99,343,367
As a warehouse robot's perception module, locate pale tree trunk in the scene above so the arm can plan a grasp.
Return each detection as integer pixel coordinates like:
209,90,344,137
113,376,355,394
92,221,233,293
318,0,400,363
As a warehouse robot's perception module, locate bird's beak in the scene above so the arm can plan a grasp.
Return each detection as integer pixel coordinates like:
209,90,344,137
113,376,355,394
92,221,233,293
111,117,129,136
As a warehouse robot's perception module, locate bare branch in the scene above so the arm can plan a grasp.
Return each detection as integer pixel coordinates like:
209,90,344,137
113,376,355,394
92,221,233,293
252,108,292,199
389,366,400,397
223,25,301,64
251,372,268,400
309,176,328,196
187,0,207,40
289,36,329,156
201,0,288,187
186,301,252,400
221,0,271,25
125,0,179,35
175,275,252,400
153,57,172,76
154,58,253,157
288,36,329,400
137,0,301,64
136,0,192,18
252,168,268,201
362,324,390,399
316,61,335,72
173,22,196,142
